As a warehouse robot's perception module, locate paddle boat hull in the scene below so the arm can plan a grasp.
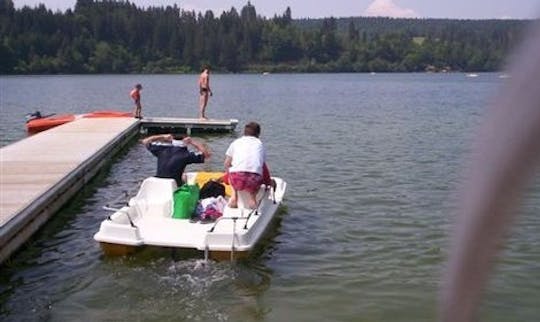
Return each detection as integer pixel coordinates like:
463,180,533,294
94,172,287,260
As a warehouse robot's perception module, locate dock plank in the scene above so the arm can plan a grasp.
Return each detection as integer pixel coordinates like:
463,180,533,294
0,117,139,262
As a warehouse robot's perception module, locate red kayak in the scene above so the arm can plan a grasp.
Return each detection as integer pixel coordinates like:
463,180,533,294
26,110,133,134
26,114,77,134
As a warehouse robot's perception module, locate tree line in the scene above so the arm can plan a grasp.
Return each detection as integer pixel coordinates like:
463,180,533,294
0,0,532,74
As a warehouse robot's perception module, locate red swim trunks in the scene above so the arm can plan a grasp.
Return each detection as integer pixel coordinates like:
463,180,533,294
228,172,262,193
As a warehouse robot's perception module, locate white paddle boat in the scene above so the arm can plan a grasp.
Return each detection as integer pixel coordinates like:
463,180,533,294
94,172,286,260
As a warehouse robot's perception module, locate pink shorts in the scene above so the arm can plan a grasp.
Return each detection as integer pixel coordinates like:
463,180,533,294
228,172,262,193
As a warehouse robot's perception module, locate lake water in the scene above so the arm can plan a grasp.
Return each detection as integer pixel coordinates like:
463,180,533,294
1,73,539,321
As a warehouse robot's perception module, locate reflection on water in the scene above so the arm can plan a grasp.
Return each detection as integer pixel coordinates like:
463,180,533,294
1,73,539,321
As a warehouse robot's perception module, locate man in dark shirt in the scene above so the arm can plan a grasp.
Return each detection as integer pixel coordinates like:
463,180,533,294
142,134,210,186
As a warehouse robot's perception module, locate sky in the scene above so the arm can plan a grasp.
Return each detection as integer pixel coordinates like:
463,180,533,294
13,0,540,20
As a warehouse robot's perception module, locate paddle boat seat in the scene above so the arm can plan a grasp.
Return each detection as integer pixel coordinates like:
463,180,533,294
128,177,177,218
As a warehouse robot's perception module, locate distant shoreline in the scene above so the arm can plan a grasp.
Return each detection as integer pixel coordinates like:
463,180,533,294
1,2,529,75
0,71,508,77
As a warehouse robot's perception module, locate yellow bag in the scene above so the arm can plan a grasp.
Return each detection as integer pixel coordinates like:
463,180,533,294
194,172,233,197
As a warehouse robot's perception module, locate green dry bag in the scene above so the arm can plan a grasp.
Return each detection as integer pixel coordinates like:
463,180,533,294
172,184,200,219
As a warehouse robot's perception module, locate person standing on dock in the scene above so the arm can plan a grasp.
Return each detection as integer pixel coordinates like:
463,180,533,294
198,66,213,120
130,83,143,119
142,134,210,187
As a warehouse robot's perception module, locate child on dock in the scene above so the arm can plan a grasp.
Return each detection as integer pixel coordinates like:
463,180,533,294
130,83,143,119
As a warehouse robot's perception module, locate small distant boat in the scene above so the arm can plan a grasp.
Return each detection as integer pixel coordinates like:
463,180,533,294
262,71,270,75
466,73,479,78
94,172,287,261
498,74,511,79
26,110,132,134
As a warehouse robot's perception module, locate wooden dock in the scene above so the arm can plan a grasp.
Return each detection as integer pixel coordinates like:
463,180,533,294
0,116,239,264
141,117,238,135
0,118,139,263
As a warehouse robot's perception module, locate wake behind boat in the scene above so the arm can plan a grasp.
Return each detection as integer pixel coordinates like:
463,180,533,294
94,172,287,260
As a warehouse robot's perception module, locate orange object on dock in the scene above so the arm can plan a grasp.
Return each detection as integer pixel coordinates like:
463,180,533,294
83,110,133,118
26,114,76,134
26,110,132,134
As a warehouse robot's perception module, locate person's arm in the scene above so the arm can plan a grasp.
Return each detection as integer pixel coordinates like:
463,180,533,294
141,134,172,147
183,137,210,159
224,155,232,171
262,162,272,186
440,22,540,322
224,142,234,172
